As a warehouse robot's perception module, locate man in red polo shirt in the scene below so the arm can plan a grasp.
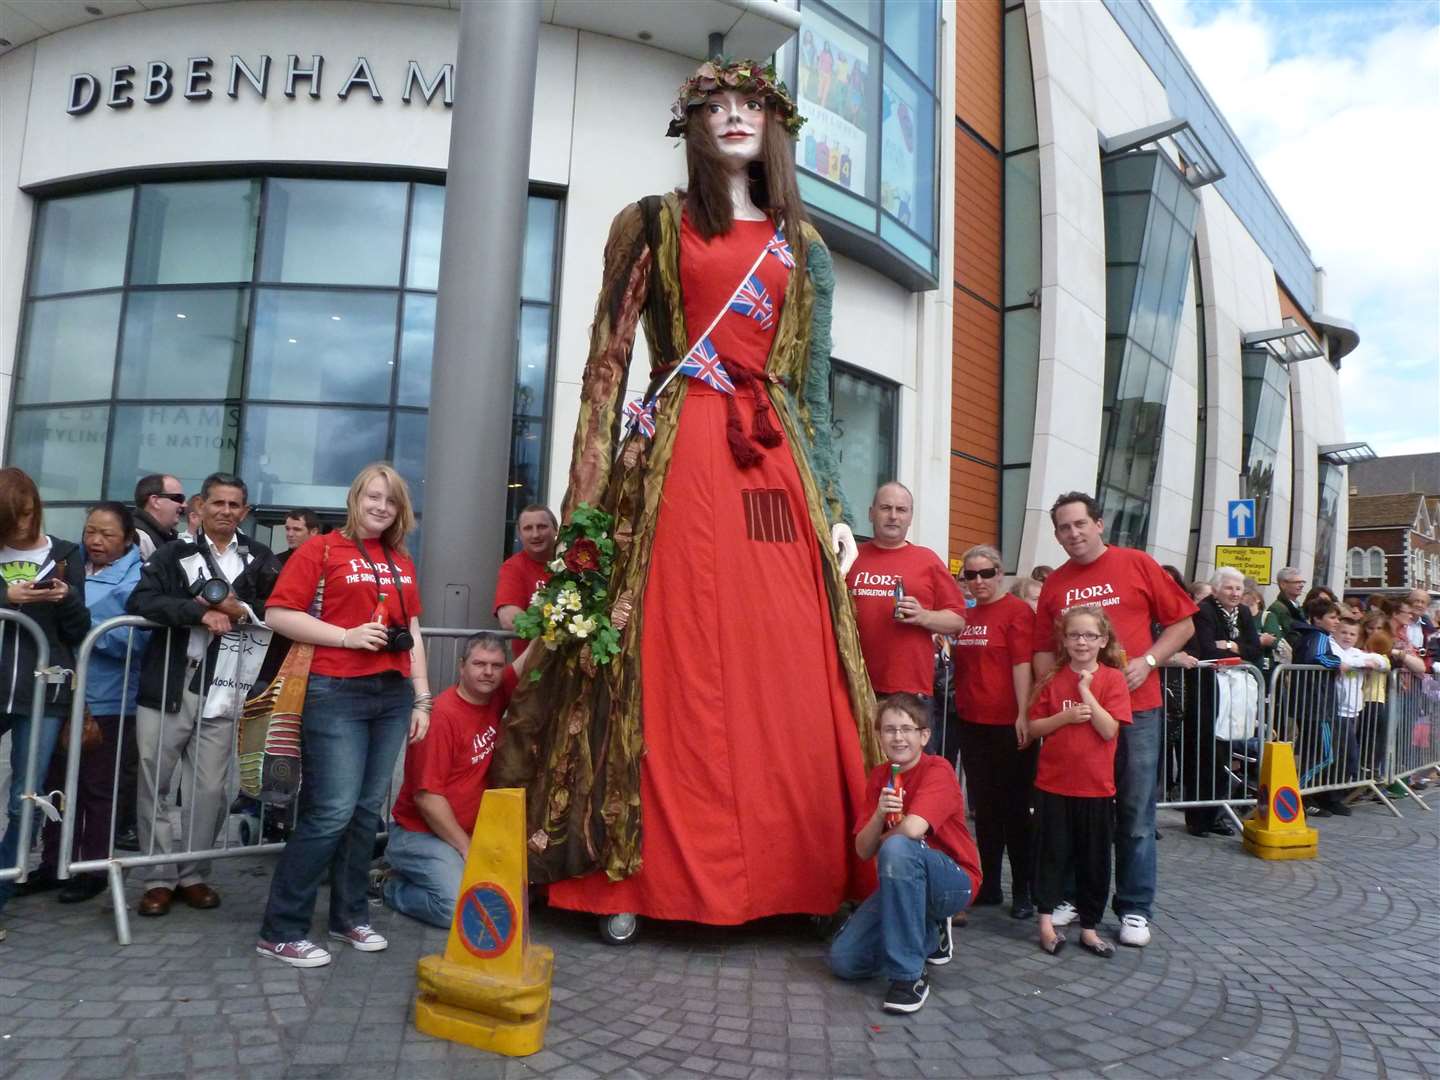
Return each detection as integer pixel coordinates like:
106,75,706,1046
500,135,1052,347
494,504,558,634
846,482,967,703
381,633,519,927
1032,492,1196,949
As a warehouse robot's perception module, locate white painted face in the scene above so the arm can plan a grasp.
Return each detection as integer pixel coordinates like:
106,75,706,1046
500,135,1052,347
702,89,766,166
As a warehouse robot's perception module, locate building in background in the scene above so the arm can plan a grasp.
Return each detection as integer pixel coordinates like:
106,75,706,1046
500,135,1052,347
1343,454,1440,603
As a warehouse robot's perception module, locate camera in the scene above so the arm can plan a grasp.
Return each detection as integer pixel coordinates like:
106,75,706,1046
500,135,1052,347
385,626,415,653
189,576,232,606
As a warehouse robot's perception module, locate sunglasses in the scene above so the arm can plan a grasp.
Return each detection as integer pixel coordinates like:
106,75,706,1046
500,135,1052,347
961,567,1000,581
156,493,187,504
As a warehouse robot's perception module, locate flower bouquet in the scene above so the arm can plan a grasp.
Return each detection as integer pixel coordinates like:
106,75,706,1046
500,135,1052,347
512,503,622,679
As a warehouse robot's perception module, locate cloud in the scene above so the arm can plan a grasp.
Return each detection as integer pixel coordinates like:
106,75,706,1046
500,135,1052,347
1152,0,1440,456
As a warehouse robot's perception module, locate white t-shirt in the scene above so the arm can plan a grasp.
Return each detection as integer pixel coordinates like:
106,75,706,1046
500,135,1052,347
0,540,55,587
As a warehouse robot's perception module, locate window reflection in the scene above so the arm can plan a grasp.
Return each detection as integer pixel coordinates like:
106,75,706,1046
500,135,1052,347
131,180,260,285
250,290,399,404
398,294,436,407
407,184,445,291
240,405,389,509
119,289,247,399
881,61,934,241
884,0,935,86
522,197,558,302
830,363,897,535
261,179,406,287
798,4,880,200
18,294,122,404
30,188,132,296
106,403,240,501
10,407,110,502
394,411,429,515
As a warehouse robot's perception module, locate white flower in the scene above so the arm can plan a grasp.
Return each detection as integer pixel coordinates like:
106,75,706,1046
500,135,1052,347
548,558,565,573
555,541,568,554
568,614,595,639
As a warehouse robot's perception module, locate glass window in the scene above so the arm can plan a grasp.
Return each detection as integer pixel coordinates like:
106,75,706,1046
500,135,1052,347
130,180,260,285
38,507,89,548
406,183,445,291
249,290,400,404
880,61,934,242
1003,151,1040,308
507,415,546,532
1313,460,1343,586
1003,7,1037,151
798,4,881,200
106,403,239,501
118,288,248,399
240,405,389,509
16,294,122,404
1001,468,1029,573
826,0,878,31
830,363,897,535
260,179,407,286
1002,309,1039,465
884,0,936,85
29,188,132,297
8,407,110,502
1347,548,1363,580
397,294,436,407
393,411,429,515
516,306,551,420
522,196,559,302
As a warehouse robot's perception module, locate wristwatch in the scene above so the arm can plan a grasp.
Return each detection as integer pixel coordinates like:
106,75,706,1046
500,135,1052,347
1144,653,1157,669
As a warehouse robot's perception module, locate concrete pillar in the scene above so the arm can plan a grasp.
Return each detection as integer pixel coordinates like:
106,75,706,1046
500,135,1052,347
420,0,540,628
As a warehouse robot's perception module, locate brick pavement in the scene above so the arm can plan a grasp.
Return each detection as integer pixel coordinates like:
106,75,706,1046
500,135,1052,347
1,798,1436,1080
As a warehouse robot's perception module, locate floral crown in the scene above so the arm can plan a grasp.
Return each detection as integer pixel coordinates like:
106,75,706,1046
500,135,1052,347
666,58,806,139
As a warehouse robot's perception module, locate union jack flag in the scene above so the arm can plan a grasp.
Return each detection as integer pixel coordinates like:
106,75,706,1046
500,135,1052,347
677,336,735,394
623,398,657,438
765,231,795,270
729,274,775,330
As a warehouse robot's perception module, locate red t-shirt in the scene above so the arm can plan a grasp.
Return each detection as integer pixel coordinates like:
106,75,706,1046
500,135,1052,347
847,542,966,695
267,533,423,678
391,672,516,835
856,755,981,898
493,550,550,614
1030,665,1133,797
1033,546,1196,712
952,593,1034,724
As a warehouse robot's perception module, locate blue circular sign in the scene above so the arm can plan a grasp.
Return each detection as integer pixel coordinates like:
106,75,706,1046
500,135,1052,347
456,881,517,959
1273,786,1301,824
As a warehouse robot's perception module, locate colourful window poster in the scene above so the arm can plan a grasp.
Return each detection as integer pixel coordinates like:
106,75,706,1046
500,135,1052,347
881,65,926,234
797,8,874,196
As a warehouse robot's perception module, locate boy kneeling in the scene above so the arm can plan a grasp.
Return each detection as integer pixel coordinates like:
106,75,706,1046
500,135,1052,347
829,693,982,1013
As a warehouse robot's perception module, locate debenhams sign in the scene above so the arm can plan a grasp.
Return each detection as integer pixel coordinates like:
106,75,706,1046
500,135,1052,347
67,54,453,114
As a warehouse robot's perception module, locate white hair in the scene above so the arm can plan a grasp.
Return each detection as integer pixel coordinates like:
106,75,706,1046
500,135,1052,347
1210,566,1245,590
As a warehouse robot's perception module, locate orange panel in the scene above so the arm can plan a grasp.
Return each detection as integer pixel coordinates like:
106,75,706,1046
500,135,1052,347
1276,278,1320,344
954,0,1002,149
954,132,1002,306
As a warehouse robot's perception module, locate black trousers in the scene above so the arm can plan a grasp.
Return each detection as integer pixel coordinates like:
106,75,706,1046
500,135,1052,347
957,721,1037,900
1180,670,1225,831
1033,789,1112,930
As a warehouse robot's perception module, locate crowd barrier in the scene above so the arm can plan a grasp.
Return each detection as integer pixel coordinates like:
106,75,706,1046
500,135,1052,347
0,610,56,894
1155,661,1269,830
1384,669,1438,812
38,617,510,945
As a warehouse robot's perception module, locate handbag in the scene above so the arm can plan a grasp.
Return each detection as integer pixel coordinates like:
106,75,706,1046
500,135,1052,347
1212,667,1258,741
59,709,102,752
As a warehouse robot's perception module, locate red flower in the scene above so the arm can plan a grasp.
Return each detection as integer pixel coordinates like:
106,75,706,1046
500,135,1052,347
563,538,601,574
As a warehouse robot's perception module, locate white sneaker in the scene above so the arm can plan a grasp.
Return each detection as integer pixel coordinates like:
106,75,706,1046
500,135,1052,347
1119,913,1151,947
1049,901,1078,927
328,924,388,952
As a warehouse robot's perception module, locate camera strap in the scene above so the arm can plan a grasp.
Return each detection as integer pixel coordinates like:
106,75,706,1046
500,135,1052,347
354,538,410,628
193,528,249,587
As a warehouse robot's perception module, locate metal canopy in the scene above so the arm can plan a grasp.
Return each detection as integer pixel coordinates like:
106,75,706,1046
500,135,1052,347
1100,117,1226,189
1242,318,1325,364
1318,442,1378,466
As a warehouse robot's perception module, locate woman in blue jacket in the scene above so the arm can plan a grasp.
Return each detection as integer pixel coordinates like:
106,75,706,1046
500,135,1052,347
38,503,149,903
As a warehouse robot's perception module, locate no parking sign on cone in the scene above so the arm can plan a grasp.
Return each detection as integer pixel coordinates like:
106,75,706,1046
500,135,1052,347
1242,742,1319,860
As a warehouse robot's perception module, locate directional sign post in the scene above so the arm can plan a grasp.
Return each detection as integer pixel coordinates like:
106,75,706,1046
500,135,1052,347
1227,499,1256,540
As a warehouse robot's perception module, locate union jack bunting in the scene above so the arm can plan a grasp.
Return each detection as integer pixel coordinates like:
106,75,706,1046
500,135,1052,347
677,336,736,394
765,231,795,270
623,397,657,438
729,274,775,330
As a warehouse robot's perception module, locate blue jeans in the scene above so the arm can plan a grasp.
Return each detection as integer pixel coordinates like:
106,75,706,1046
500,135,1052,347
259,673,411,942
0,708,64,916
383,820,465,928
828,835,973,983
1112,705,1161,920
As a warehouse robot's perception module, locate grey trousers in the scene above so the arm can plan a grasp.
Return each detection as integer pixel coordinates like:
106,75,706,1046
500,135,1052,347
135,684,234,890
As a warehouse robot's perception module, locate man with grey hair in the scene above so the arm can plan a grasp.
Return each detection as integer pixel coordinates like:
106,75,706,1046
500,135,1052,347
1268,567,1306,640
381,632,524,927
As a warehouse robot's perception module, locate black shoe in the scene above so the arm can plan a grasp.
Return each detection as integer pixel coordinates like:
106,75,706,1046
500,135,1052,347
926,918,953,966
114,828,140,851
15,868,59,896
1305,802,1332,818
57,875,107,904
882,975,929,1014
1324,798,1352,817
1010,897,1035,920
1185,825,1211,837
1208,821,1236,837
971,889,1003,906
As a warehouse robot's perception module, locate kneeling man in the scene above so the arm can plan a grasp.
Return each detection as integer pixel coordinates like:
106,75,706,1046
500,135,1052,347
829,693,981,1014
383,632,517,926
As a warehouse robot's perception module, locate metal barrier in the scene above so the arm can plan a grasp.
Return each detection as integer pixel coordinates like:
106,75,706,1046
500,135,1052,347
1383,669,1438,812
0,609,56,893
50,616,515,944
1156,661,1269,831
1266,663,1404,817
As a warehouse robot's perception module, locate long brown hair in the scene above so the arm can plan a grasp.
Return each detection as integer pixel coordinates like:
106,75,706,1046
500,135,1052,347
1030,605,1126,707
0,467,43,547
341,463,415,557
683,98,808,244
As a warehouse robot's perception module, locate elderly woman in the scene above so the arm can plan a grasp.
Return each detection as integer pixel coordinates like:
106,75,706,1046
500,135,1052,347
951,545,1036,917
1179,566,1261,836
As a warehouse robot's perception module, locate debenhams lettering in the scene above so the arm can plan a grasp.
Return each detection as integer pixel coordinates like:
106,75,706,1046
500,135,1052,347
66,54,453,115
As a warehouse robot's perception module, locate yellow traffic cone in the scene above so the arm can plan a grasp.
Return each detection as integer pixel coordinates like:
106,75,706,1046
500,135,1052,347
1242,742,1319,860
413,788,554,1055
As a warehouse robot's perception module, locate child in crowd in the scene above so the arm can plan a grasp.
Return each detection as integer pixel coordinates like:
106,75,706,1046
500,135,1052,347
1359,616,1394,780
829,693,981,1015
1028,606,1132,958
1333,616,1389,792
1291,598,1347,816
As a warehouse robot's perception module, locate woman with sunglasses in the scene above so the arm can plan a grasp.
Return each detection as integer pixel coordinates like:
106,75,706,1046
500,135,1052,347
950,545,1037,918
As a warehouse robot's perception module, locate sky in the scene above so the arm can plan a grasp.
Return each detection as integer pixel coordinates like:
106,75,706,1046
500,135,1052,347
1150,0,1440,458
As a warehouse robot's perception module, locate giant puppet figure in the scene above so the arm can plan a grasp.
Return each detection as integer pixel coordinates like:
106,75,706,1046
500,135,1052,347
494,60,881,939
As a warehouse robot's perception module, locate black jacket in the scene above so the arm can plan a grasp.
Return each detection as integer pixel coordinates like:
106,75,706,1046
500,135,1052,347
133,510,177,556
126,532,281,713
0,537,91,713
1186,596,1263,664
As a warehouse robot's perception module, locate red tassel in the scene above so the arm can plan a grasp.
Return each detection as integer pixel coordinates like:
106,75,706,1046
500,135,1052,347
725,394,763,468
750,383,783,448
